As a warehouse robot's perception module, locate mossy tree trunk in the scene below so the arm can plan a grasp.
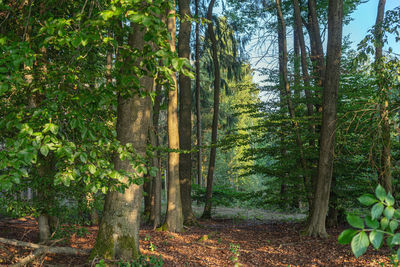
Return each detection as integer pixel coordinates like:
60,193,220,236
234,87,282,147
91,22,153,260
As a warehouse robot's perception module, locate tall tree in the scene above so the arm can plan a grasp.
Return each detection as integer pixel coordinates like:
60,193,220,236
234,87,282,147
195,0,203,187
276,0,308,207
165,3,184,232
178,0,197,225
304,0,344,237
91,22,154,259
202,0,221,219
374,0,391,193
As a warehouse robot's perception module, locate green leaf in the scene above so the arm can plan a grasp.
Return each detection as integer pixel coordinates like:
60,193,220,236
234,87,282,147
397,248,400,263
40,145,49,156
371,203,384,220
347,214,364,229
80,153,87,163
338,229,358,245
385,192,395,206
72,36,82,48
392,233,400,245
351,231,369,258
384,206,395,220
365,216,379,229
375,185,386,202
88,164,96,174
390,220,398,233
358,194,378,206
381,217,389,230
369,230,383,249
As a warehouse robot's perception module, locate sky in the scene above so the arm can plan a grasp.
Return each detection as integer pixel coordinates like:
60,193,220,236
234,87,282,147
343,0,400,53
250,0,400,84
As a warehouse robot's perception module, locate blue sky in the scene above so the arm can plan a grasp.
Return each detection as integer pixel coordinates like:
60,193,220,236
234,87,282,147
251,0,400,84
343,0,400,53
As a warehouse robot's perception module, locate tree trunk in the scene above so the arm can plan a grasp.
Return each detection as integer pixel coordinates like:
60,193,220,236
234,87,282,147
91,23,153,260
202,0,220,219
304,0,343,237
150,84,162,229
195,0,203,188
374,0,391,193
307,0,325,95
165,4,184,233
178,0,197,226
293,0,315,207
276,0,308,204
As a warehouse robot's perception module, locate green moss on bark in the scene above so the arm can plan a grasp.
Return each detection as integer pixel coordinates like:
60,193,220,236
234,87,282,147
90,222,114,260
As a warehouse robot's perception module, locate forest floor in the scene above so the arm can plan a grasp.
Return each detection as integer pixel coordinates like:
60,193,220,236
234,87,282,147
0,207,391,266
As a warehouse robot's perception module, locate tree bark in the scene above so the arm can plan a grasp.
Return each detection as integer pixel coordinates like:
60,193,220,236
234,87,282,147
304,0,343,237
150,84,162,229
202,0,220,219
178,0,197,226
91,22,153,259
374,0,391,193
165,4,184,232
195,0,203,187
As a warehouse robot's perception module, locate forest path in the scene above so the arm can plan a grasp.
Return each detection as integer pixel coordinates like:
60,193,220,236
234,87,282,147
192,205,307,221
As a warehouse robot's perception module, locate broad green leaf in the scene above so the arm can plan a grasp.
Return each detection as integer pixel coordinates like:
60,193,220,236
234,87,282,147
347,214,364,229
390,220,398,233
365,216,379,229
392,233,400,245
381,217,389,230
40,145,49,156
351,231,369,258
375,185,386,202
338,229,358,245
371,203,384,220
385,192,395,206
397,248,400,263
384,206,395,220
369,230,383,249
358,194,378,206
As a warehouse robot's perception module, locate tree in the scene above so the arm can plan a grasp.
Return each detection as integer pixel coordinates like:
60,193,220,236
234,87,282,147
202,0,221,219
165,3,184,232
374,0,391,194
178,0,197,225
304,0,344,237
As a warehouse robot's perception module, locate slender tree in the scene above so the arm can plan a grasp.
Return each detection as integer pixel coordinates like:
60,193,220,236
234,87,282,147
304,0,344,237
195,0,203,187
374,0,391,193
202,0,220,219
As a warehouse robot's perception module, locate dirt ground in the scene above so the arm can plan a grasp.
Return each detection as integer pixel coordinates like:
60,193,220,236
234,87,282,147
0,211,391,266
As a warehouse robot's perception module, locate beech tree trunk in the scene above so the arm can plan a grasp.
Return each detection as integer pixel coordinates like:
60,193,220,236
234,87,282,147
165,4,184,232
374,0,391,193
304,0,343,237
202,0,220,219
195,0,203,187
178,0,197,226
91,23,153,260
